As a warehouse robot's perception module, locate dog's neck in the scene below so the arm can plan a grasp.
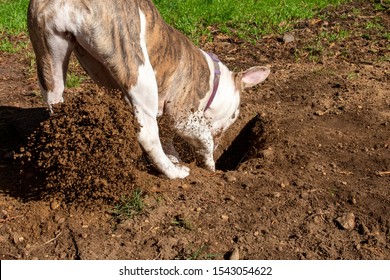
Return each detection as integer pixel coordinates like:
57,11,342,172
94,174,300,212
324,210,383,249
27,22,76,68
204,53,221,112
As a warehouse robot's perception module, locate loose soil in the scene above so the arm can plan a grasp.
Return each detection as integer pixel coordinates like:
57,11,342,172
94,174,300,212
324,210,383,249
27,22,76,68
0,1,389,260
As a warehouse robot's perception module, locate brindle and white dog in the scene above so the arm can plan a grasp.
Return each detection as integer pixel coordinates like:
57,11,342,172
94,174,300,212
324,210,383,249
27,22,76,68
28,0,270,179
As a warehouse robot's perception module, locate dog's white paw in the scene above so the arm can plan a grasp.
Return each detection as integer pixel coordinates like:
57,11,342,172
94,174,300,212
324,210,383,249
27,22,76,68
165,164,190,179
203,157,216,172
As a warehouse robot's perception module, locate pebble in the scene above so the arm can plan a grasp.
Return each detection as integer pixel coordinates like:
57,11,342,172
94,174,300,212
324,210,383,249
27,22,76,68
229,247,240,260
280,181,290,188
50,200,61,210
13,233,24,244
221,215,229,221
336,212,356,230
179,183,190,190
272,192,281,198
282,33,295,44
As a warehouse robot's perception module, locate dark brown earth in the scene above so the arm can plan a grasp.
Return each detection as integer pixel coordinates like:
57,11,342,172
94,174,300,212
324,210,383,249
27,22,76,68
0,1,389,260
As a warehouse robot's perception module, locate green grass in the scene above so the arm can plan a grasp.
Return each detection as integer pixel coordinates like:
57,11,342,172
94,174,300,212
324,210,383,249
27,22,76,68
1,0,350,44
0,0,29,34
111,189,145,223
154,0,350,41
0,0,29,52
66,72,85,88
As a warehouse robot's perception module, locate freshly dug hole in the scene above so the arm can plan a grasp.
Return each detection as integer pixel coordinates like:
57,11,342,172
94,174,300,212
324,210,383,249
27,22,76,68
216,114,270,171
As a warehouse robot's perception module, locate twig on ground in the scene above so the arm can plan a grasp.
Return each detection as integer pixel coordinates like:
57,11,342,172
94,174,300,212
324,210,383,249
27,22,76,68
42,231,62,246
376,171,390,176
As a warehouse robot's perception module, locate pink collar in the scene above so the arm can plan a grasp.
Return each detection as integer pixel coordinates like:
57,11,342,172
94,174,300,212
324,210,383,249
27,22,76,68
204,53,221,111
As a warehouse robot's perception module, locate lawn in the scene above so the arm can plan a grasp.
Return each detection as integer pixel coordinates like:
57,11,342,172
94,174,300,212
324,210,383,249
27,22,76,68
1,0,350,44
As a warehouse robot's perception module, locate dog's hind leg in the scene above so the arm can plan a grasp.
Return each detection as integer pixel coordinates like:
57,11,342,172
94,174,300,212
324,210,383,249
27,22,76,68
28,24,74,112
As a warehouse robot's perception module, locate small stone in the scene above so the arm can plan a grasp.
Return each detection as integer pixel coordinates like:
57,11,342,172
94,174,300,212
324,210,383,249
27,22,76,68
282,33,295,44
315,110,326,116
50,200,61,210
229,247,240,260
179,183,190,190
13,233,23,244
221,215,229,221
336,212,356,230
254,231,259,237
280,181,290,188
196,207,202,212
272,192,281,198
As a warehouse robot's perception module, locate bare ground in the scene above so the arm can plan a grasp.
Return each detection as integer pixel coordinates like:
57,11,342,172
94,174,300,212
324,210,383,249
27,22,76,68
0,1,389,260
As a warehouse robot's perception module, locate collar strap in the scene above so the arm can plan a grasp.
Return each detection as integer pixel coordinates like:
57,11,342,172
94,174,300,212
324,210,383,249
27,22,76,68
204,52,221,111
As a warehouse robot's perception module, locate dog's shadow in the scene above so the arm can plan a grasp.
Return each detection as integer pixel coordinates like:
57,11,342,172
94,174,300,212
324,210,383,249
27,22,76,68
0,106,50,200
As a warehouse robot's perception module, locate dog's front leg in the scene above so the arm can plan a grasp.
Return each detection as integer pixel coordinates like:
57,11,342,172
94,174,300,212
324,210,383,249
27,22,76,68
126,75,190,179
131,100,190,178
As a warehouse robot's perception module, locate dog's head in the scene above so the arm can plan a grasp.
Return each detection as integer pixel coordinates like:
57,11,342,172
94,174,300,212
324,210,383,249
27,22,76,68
206,65,270,140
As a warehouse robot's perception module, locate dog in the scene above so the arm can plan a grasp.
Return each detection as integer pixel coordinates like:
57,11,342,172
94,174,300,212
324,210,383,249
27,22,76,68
27,0,270,179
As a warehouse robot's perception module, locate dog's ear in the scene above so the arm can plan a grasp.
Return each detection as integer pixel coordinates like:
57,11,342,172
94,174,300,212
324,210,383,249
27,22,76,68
239,66,270,89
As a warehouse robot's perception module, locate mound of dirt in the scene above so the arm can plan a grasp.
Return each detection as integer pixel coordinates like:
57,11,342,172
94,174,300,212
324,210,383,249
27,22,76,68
19,88,146,204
